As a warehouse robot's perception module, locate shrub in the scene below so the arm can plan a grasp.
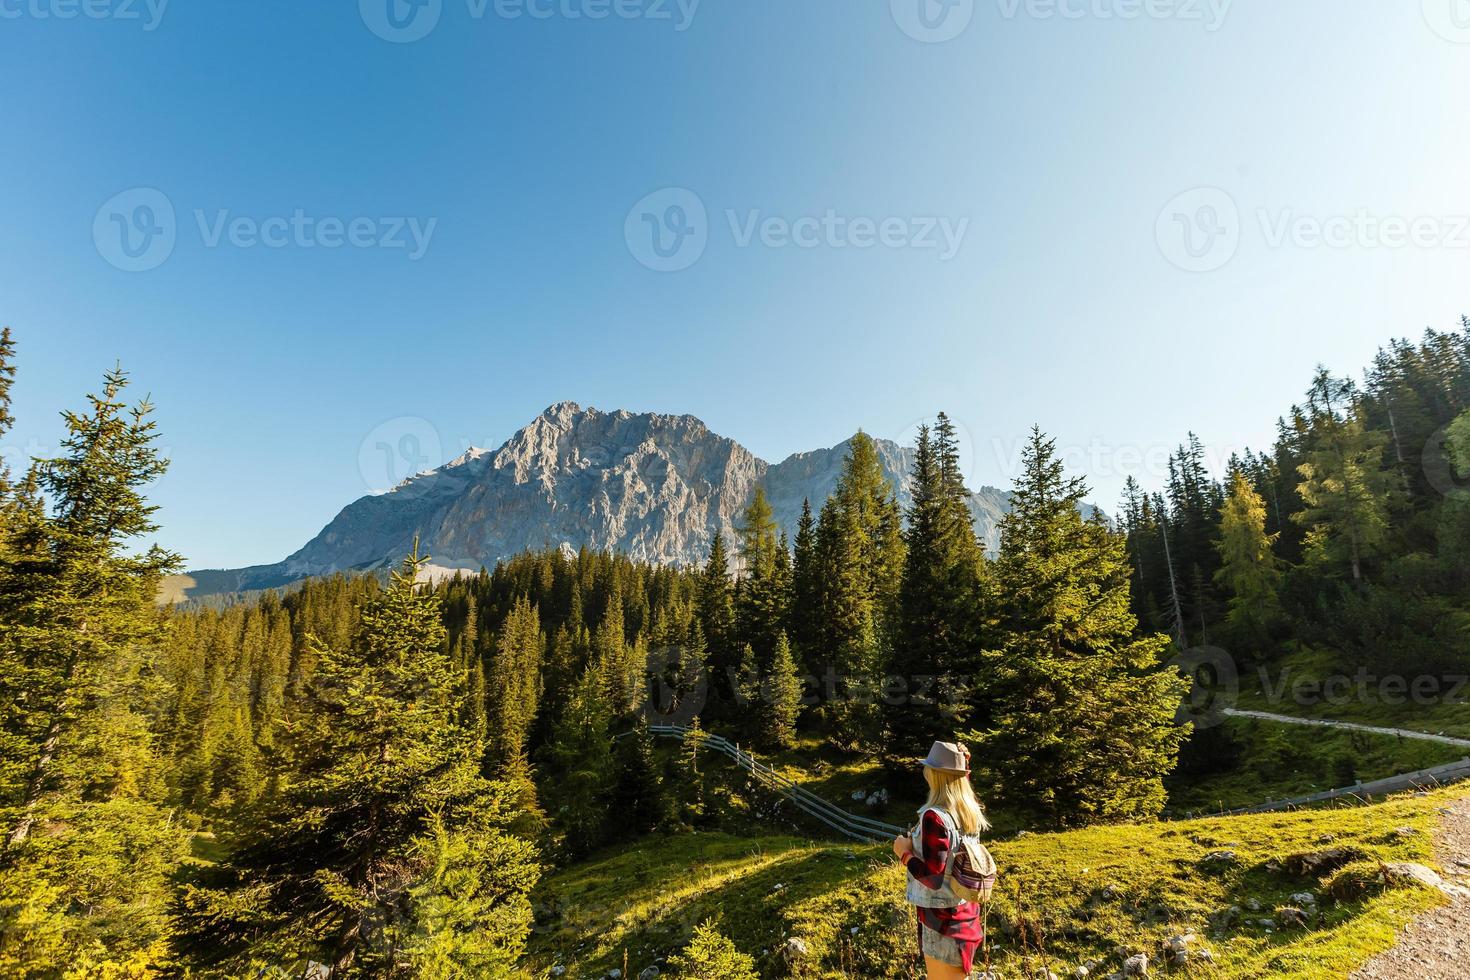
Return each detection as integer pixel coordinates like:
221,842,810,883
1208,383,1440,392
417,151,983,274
668,920,759,980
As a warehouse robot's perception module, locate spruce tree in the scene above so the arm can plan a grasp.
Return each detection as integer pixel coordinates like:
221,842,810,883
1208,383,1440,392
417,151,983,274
610,720,669,837
0,364,188,972
761,632,802,750
733,487,788,663
891,419,990,756
185,546,532,976
789,498,822,671
541,665,615,856
814,433,906,751
667,920,759,980
968,429,1189,828
1214,469,1283,645
487,595,544,774
1294,371,1400,582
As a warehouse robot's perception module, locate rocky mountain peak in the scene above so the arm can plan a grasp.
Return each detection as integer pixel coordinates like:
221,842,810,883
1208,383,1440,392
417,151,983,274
173,404,1023,601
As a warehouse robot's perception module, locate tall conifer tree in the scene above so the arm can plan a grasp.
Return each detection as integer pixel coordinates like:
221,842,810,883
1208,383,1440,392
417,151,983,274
969,429,1188,828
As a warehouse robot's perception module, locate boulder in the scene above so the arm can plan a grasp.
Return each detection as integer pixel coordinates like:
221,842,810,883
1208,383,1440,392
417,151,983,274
1382,862,1470,898
781,937,810,963
1123,953,1149,976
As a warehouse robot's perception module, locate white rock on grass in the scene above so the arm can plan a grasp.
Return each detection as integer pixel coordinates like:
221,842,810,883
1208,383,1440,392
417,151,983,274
1383,862,1470,898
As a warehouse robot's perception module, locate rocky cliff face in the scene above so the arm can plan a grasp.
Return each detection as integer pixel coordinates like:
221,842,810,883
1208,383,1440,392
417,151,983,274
178,402,1018,598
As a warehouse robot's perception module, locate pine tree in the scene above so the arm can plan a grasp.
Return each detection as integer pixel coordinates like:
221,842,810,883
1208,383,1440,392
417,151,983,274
1214,469,1283,645
184,546,526,975
399,800,540,979
761,633,802,750
789,498,822,671
698,534,735,664
891,419,990,755
611,720,669,837
667,920,759,980
814,433,906,751
1294,371,1400,582
541,666,615,856
0,364,188,972
733,487,788,664
487,595,544,774
968,429,1189,829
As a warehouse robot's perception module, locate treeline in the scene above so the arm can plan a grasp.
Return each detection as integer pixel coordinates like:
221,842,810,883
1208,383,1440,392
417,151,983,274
0,330,1189,976
1119,320,1470,679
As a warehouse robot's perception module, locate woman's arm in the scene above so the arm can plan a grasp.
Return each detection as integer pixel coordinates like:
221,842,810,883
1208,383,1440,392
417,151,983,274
905,810,950,888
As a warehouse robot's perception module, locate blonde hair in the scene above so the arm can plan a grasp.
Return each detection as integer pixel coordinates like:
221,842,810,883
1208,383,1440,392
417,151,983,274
922,766,991,836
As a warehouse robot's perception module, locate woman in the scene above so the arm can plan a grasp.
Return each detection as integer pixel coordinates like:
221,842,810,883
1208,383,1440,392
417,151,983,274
892,741,990,980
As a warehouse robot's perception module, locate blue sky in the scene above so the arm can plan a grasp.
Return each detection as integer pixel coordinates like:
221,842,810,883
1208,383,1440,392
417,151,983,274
3,0,1469,569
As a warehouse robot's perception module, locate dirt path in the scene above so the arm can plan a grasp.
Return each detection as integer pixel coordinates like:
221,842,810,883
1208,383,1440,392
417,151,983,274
1221,708,1470,749
1352,794,1470,980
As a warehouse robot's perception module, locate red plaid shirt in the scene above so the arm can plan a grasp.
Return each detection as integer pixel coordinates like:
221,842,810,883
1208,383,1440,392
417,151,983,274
906,809,985,942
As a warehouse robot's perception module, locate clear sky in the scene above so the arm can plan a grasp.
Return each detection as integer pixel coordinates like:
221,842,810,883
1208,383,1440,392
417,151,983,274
3,1,1469,569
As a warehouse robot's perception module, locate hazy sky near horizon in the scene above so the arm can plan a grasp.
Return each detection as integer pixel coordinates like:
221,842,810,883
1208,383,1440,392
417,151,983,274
3,1,1470,568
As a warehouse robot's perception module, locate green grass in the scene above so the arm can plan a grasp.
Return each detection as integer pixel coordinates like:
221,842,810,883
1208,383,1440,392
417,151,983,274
1164,717,1467,815
525,786,1464,979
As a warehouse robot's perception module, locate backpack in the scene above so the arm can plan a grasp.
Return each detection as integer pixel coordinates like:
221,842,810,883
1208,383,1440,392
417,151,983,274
927,807,999,905
947,832,999,905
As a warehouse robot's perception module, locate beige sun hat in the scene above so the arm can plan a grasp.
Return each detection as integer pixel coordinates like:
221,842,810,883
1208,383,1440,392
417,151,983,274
919,740,971,774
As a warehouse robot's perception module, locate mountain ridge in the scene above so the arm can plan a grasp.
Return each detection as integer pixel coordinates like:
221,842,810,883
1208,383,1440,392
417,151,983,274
167,403,1023,602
